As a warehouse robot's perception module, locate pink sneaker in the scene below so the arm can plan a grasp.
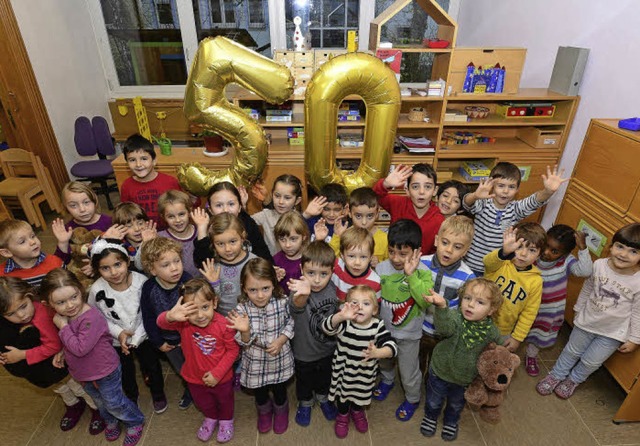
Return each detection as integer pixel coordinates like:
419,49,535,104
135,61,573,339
554,378,579,399
350,409,368,433
525,355,540,377
217,420,234,443
536,374,562,396
334,413,349,439
197,418,217,442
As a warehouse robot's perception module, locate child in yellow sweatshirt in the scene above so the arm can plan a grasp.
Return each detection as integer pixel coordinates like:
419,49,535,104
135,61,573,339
483,222,545,352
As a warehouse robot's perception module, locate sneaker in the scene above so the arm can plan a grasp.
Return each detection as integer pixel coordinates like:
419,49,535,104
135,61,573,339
420,415,437,437
372,381,394,401
441,423,459,441
217,420,234,443
88,409,105,435
123,424,144,446
334,413,349,439
178,389,192,410
153,397,168,414
350,409,368,433
295,405,312,427
536,374,562,396
554,378,579,399
319,401,337,421
232,372,241,391
525,355,540,377
395,400,420,421
60,399,86,431
105,422,121,442
197,418,217,442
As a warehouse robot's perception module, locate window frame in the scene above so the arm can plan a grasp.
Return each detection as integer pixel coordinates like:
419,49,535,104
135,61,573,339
87,0,460,98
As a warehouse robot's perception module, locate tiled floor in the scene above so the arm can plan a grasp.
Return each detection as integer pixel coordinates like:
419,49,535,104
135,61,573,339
2,202,639,446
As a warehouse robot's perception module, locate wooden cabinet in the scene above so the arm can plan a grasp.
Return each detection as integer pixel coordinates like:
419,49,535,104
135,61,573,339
555,118,640,423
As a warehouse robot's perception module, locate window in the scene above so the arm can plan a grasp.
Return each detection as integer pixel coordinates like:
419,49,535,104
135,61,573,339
90,0,455,95
285,0,359,48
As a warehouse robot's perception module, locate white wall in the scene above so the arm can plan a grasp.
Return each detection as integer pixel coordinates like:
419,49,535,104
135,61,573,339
11,0,112,174
456,0,640,227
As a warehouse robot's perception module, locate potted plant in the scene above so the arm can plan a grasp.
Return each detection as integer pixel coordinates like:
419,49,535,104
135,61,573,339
199,129,228,157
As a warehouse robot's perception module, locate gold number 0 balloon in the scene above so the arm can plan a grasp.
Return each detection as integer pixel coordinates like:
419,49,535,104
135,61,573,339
305,53,401,193
178,36,294,196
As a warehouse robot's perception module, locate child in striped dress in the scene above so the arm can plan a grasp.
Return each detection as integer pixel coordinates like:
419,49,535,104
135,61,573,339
322,285,397,439
524,225,592,376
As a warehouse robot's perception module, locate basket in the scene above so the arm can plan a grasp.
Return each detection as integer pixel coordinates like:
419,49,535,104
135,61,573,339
408,107,427,122
465,106,490,119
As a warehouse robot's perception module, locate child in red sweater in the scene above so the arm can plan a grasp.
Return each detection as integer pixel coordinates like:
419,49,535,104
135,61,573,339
158,278,240,444
119,134,181,226
373,164,444,255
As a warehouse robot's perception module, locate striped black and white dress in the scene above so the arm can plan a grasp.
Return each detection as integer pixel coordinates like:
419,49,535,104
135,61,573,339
322,316,397,406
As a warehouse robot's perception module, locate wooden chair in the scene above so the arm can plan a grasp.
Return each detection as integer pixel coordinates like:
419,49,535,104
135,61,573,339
0,148,63,229
0,197,11,222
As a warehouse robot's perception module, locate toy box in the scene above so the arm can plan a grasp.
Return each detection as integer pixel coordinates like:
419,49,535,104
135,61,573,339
516,127,562,148
496,103,556,118
459,159,494,181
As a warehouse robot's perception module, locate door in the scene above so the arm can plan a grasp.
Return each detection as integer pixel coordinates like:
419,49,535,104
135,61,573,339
0,0,69,190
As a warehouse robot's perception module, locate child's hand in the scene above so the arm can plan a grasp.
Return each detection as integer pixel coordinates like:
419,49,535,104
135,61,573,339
502,336,521,352
339,301,358,320
226,310,250,333
191,208,210,231
0,346,25,364
251,181,269,205
363,341,391,361
266,337,286,357
79,259,94,278
502,226,523,255
541,165,569,194
102,224,128,240
202,371,218,387
383,164,412,189
199,258,221,283
167,297,197,323
52,313,69,329
404,248,422,277
314,218,329,241
52,351,65,368
118,330,134,355
473,178,496,200
618,341,639,353
575,230,587,250
140,220,157,242
159,342,175,353
274,266,286,282
333,217,348,237
423,289,446,308
304,196,328,218
51,218,73,244
238,185,250,209
370,255,380,269
288,276,311,297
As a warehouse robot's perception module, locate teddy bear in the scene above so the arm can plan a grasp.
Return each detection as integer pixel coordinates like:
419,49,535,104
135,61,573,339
66,227,102,290
464,342,520,424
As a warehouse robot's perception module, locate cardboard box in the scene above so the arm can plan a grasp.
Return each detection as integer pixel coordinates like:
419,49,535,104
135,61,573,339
294,51,314,66
516,127,562,148
449,47,526,94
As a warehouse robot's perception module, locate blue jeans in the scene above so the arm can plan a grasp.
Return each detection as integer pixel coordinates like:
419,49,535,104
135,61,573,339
424,368,465,426
82,365,145,427
550,325,621,384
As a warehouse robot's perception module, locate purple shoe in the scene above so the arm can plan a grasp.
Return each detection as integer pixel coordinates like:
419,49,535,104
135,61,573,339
123,424,144,446
554,378,579,399
60,399,86,431
351,409,368,433
104,422,121,442
334,413,349,439
525,355,540,377
233,372,241,391
273,400,289,434
256,400,273,433
536,374,562,396
88,409,105,435
197,418,217,442
217,420,234,443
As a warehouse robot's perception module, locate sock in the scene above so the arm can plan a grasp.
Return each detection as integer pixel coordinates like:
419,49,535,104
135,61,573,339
420,415,437,436
526,343,539,358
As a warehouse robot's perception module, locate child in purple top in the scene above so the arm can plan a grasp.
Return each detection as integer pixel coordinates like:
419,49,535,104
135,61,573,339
42,268,145,446
61,182,113,232
273,212,309,294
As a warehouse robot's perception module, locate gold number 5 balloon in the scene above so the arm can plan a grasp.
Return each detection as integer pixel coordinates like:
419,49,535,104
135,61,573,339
305,53,401,193
179,36,294,196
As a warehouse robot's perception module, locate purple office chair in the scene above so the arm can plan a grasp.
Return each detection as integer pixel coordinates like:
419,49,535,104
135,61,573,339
69,116,118,210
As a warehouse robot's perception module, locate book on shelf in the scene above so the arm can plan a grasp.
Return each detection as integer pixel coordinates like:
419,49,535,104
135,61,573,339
339,133,364,148
398,136,435,154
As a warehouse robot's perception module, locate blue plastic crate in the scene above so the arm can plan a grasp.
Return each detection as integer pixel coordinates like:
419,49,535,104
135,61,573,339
618,118,640,131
